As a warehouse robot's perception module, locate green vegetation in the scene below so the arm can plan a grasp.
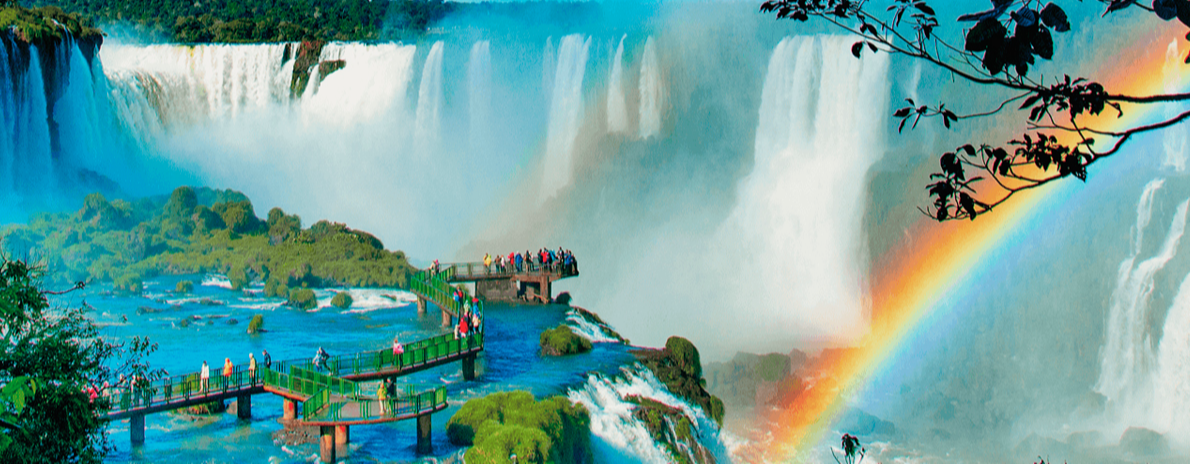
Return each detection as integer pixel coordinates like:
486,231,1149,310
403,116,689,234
539,325,591,356
0,258,162,462
625,395,713,464
247,314,264,333
330,291,352,309
0,187,415,293
287,288,317,310
446,391,592,464
0,5,102,46
32,0,454,42
175,279,193,294
633,336,725,427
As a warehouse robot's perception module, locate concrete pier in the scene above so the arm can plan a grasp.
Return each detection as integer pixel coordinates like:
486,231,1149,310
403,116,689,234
283,399,299,420
320,425,336,463
236,394,252,419
335,425,349,446
462,355,476,381
416,296,426,317
130,414,145,444
416,413,432,454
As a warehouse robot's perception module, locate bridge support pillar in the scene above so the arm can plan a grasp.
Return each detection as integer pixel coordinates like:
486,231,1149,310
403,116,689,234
237,394,252,419
416,296,426,317
441,308,451,328
416,413,432,455
283,399,299,420
462,354,476,381
335,425,349,446
319,425,336,463
130,413,145,444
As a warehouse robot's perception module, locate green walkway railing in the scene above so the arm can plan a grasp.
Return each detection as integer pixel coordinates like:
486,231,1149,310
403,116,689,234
305,385,448,423
103,364,260,414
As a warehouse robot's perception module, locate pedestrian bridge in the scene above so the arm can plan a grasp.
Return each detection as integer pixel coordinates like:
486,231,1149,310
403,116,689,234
105,269,485,462
413,259,578,305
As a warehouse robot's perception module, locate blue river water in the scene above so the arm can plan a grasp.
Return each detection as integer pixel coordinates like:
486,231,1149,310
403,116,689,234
55,274,637,463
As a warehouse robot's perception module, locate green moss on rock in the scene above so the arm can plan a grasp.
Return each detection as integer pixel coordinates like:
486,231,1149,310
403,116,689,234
446,391,592,464
175,280,193,294
539,325,592,356
287,288,317,310
330,291,352,309
634,336,725,427
247,314,264,334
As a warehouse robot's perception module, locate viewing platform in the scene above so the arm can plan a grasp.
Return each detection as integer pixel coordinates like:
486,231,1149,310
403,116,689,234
415,260,578,305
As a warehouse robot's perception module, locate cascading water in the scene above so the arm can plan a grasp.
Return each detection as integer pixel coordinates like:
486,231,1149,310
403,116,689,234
606,35,628,134
468,40,491,150
716,36,889,342
1163,40,1187,172
12,43,52,200
1096,186,1188,410
638,36,662,139
415,41,445,152
540,34,591,203
1152,271,1190,440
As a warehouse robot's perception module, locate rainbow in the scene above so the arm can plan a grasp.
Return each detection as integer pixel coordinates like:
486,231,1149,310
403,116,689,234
762,26,1189,460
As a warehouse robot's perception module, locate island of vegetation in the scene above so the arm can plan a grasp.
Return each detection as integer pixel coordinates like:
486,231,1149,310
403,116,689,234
0,186,416,293
446,390,592,464
539,324,592,356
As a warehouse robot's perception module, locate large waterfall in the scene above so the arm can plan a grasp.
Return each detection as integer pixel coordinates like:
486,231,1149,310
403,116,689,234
606,35,628,135
540,34,591,203
415,41,445,152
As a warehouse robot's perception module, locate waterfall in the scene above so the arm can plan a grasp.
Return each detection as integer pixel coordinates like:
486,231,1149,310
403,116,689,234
1152,271,1190,440
1096,191,1190,412
716,36,889,342
415,41,445,152
543,36,555,102
540,34,590,202
638,36,662,139
305,43,417,126
468,40,492,150
14,44,52,198
606,35,628,134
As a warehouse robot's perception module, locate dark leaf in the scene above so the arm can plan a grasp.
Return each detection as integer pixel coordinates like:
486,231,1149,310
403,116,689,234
852,41,864,58
961,144,976,156
899,117,909,133
1105,0,1134,15
861,23,879,35
966,18,1007,52
959,193,978,220
867,41,878,52
915,2,936,16
1155,0,1178,20
982,41,1006,74
894,107,912,118
1020,94,1042,110
1032,26,1053,59
1040,2,1071,31
1011,7,1038,27
936,207,949,221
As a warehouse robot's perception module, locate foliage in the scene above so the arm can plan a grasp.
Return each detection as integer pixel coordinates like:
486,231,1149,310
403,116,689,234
330,291,352,309
287,288,316,310
0,5,102,45
446,390,592,464
634,336,725,426
760,0,1190,221
0,187,415,293
0,258,162,462
31,0,455,42
247,314,264,333
625,395,714,464
175,279,193,294
538,325,592,356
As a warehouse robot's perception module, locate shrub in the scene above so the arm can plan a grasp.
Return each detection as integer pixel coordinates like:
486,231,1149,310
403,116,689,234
287,288,317,310
227,266,248,291
175,280,193,294
113,273,143,294
447,391,591,463
247,314,264,334
331,291,353,309
539,325,592,356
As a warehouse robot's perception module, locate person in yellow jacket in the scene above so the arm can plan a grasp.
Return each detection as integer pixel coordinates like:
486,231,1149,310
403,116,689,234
222,358,233,388
248,353,257,382
378,382,389,415
484,253,492,272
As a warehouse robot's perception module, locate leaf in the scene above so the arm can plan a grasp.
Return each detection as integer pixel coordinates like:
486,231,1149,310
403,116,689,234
1104,0,1134,14
1155,0,1178,20
1031,26,1053,60
852,41,864,58
961,144,976,156
1181,0,1190,30
1011,7,1038,28
894,107,912,118
1040,2,1071,31
936,207,949,221
867,42,878,52
966,18,1007,52
1020,94,1042,110
914,2,936,16
960,193,978,220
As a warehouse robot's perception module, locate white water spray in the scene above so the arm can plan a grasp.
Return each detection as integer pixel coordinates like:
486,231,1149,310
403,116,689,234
607,35,628,134
638,36,662,139
415,41,445,152
468,40,492,150
539,34,590,202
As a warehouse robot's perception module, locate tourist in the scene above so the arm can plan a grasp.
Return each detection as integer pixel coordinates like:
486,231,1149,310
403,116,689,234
222,358,234,387
432,259,440,275
249,353,257,382
314,347,328,371
515,253,523,272
200,361,210,393
392,336,404,359
484,253,492,272
458,309,471,338
470,310,481,333
262,349,272,369
377,382,388,415
507,252,515,271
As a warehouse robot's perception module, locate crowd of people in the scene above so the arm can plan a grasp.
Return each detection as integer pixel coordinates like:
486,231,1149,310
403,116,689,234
93,349,277,409
482,247,578,275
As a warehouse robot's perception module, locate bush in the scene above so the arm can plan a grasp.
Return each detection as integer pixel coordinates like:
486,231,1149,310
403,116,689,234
287,288,317,310
446,391,592,464
539,325,592,356
227,266,248,291
331,291,353,309
247,314,264,334
113,273,143,294
175,280,193,294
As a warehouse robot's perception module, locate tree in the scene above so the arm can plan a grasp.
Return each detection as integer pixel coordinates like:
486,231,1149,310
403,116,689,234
761,0,1190,221
0,258,162,462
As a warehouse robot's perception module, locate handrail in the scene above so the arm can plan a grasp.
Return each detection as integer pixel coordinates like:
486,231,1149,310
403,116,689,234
429,260,579,280
304,385,448,423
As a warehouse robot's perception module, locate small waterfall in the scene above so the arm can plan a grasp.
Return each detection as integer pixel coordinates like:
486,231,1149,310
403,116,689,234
303,43,417,125
540,34,590,202
14,44,52,198
717,36,889,341
564,308,622,343
606,35,628,134
638,36,662,139
415,41,445,152
543,36,555,102
468,40,491,150
1096,193,1190,412
567,364,735,463
301,58,321,99
1152,272,1190,440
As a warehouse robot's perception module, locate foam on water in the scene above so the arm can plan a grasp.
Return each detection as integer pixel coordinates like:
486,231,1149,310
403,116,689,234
201,274,233,289
565,308,622,343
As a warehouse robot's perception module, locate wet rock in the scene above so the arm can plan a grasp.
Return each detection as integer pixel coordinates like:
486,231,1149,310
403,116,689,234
1119,427,1168,456
272,419,320,446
